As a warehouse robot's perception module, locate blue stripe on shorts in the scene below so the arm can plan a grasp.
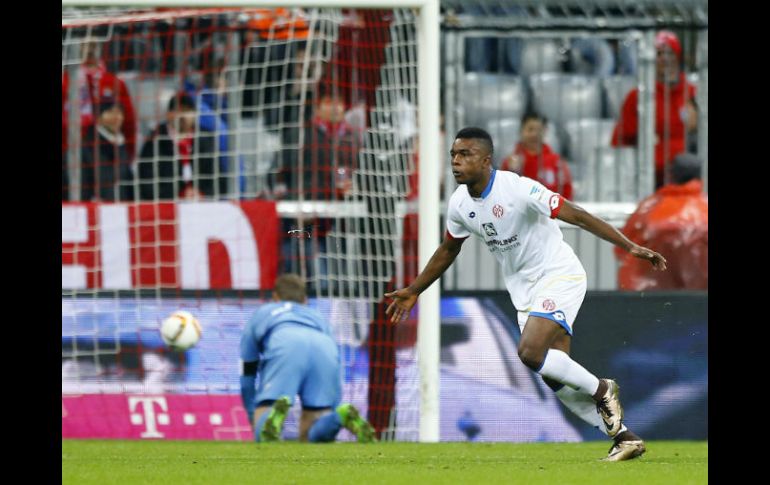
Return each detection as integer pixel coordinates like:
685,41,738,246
528,311,573,336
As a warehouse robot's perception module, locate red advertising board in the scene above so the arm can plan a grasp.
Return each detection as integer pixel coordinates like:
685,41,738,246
62,201,279,290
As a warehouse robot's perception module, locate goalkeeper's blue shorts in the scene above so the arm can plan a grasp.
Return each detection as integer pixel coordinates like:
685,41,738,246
255,323,341,409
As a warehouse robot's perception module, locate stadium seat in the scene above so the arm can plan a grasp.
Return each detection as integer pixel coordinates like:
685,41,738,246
486,118,520,167
461,73,527,129
563,118,616,167
516,39,563,76
570,37,615,78
529,73,602,126
602,75,636,119
579,146,638,202
564,118,616,200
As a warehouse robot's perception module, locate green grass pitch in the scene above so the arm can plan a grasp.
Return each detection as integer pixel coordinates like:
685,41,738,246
62,440,707,484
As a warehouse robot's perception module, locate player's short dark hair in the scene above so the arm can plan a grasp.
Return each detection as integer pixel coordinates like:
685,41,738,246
167,92,196,112
274,273,307,303
670,153,702,185
521,111,548,126
455,127,494,155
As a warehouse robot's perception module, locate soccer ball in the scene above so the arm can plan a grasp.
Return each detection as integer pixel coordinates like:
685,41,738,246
160,310,202,351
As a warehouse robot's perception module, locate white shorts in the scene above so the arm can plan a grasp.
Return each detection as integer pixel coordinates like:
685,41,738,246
515,258,587,337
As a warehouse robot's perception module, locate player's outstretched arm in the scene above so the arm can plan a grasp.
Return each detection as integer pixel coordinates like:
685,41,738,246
556,198,667,271
384,236,465,323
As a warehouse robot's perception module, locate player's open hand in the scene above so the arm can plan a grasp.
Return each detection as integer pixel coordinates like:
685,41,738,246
384,287,419,324
630,245,667,271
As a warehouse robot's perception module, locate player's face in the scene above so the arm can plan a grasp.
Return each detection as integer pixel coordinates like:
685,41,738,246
450,138,490,185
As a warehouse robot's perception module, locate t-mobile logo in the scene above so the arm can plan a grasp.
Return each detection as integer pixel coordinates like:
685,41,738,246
128,396,170,438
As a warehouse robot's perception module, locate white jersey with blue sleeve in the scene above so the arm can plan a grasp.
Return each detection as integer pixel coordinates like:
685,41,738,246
445,170,585,312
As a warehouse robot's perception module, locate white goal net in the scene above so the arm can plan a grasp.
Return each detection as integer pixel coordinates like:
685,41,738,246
62,5,427,442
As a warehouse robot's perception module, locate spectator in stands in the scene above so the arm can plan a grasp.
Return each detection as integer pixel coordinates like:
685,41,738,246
136,93,226,201
272,42,321,198
611,30,697,188
183,61,246,196
277,89,360,291
685,97,699,154
570,37,615,77
280,89,359,201
80,96,134,202
614,38,638,75
614,153,707,290
62,41,138,160
500,112,574,200
240,9,310,122
449,4,527,73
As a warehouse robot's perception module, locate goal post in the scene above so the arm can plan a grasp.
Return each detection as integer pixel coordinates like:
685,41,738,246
62,0,441,443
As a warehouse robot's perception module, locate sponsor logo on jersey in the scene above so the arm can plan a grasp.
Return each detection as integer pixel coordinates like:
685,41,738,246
542,299,556,312
482,223,498,236
492,204,504,218
485,234,519,248
469,211,476,219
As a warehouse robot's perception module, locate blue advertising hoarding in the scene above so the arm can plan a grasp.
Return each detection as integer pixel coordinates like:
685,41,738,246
62,292,707,441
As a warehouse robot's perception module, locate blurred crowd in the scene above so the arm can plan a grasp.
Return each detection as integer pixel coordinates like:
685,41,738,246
62,7,706,291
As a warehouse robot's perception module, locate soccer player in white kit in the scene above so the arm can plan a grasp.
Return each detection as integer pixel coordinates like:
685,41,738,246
385,127,667,461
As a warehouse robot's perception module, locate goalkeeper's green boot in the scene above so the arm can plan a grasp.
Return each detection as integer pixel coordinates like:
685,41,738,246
260,396,291,442
336,403,376,443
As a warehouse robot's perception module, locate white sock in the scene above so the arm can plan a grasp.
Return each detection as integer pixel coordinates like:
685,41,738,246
537,349,600,395
554,385,628,439
556,386,606,435
555,386,605,436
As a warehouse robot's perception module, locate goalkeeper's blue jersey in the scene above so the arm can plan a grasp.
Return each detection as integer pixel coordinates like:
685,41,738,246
240,301,333,362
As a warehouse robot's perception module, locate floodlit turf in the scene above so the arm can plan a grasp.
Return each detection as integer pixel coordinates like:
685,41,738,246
62,440,707,485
